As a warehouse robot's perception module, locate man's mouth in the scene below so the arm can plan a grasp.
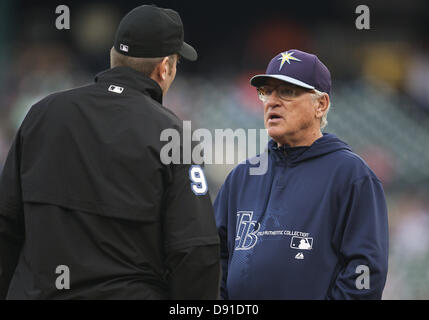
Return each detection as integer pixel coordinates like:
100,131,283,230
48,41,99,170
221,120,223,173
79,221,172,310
267,113,283,123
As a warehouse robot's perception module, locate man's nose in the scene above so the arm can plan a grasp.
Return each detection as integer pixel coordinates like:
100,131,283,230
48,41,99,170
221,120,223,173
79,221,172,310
264,90,281,109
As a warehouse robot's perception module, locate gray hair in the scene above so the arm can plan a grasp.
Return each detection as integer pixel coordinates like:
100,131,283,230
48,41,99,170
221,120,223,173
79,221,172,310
312,89,331,130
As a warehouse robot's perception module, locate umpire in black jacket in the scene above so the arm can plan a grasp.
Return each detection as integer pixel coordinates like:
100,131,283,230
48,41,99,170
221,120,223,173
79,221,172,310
0,5,220,299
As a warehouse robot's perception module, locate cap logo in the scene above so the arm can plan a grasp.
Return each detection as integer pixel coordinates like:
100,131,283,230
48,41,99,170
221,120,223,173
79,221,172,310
119,44,129,52
278,51,301,71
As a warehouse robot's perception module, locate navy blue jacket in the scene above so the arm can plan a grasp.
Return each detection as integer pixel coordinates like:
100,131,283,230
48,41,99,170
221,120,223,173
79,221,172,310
214,133,389,299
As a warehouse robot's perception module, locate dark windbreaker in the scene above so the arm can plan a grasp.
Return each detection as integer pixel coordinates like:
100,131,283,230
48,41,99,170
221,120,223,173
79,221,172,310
0,66,220,299
214,133,389,299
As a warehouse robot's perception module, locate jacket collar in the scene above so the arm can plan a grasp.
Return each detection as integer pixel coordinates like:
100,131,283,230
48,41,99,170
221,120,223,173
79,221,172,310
268,139,310,166
95,66,163,104
268,133,351,166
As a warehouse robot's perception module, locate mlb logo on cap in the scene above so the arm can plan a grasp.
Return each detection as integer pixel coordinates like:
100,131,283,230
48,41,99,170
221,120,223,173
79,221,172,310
119,44,129,52
250,49,331,95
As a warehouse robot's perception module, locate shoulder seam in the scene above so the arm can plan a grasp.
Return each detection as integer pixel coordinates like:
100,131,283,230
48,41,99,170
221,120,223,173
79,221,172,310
351,175,382,186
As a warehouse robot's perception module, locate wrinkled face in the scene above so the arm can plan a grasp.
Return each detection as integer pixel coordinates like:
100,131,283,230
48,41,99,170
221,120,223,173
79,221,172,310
258,79,318,145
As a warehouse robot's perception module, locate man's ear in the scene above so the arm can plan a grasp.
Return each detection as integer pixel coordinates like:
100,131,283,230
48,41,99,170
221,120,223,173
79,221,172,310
151,57,170,82
315,93,330,118
159,57,170,81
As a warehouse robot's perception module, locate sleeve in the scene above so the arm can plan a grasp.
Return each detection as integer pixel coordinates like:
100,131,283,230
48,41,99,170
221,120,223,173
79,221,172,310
0,130,25,299
162,163,221,299
328,176,389,300
213,179,230,300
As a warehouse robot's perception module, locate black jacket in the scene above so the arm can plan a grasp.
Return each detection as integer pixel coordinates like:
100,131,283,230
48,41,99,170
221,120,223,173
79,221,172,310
0,67,220,299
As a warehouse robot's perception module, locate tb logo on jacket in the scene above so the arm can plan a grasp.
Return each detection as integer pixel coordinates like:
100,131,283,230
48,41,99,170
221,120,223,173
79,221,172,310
235,211,260,250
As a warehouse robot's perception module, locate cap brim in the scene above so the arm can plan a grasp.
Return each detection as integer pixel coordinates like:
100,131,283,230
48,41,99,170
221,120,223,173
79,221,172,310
178,42,198,61
250,74,315,90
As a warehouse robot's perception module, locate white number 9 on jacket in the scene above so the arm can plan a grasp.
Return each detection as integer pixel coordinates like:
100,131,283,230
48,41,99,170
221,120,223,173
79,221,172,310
189,165,208,195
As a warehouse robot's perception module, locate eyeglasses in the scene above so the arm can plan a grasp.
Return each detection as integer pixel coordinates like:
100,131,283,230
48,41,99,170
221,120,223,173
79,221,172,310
257,84,312,103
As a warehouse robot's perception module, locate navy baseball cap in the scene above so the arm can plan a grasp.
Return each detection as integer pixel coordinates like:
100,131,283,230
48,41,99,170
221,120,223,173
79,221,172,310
250,49,331,94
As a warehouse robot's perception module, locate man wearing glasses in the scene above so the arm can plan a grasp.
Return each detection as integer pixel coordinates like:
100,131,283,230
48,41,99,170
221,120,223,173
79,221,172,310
214,49,389,299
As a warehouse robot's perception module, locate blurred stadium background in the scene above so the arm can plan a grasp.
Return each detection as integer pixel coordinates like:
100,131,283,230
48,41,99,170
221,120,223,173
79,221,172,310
0,0,428,299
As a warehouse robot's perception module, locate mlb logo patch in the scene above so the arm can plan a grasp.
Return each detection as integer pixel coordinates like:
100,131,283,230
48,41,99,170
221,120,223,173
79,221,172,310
290,236,313,250
108,85,124,94
119,44,129,52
